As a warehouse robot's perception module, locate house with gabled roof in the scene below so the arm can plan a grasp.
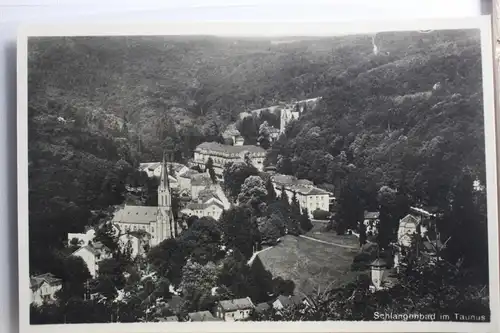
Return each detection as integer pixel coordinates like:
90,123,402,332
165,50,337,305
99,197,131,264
180,201,225,221
30,273,62,305
71,241,112,277
214,297,255,321
272,173,332,218
272,293,313,312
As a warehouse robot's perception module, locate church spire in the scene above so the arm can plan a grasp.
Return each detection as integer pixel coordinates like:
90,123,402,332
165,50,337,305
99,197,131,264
158,150,171,208
160,150,170,190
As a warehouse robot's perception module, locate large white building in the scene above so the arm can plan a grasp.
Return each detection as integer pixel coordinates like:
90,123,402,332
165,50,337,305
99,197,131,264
191,142,267,176
271,173,331,218
113,154,177,247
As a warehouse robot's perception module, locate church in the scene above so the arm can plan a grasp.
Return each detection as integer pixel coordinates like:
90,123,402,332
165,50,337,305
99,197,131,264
111,153,176,247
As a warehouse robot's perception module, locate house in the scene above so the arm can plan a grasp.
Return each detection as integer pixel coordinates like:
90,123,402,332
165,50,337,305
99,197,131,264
177,169,201,192
272,173,331,218
190,173,213,199
71,242,112,277
191,142,267,175
268,127,281,142
397,206,439,247
118,232,147,258
30,273,62,305
222,125,244,146
214,297,255,321
180,201,224,221
67,228,96,247
363,211,380,235
186,311,222,322
272,294,312,311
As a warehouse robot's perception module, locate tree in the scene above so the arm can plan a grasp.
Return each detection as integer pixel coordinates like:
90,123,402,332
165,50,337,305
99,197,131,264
265,177,277,202
238,116,259,145
205,157,217,184
237,175,268,212
299,208,313,232
257,216,281,245
290,192,301,221
93,257,126,301
55,256,92,302
442,173,488,276
219,206,259,259
179,217,224,265
94,222,119,254
147,238,186,285
376,186,399,250
258,121,271,149
179,260,219,312
222,162,259,201
358,222,367,247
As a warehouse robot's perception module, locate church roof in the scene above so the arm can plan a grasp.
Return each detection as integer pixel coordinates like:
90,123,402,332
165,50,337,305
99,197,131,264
112,205,159,225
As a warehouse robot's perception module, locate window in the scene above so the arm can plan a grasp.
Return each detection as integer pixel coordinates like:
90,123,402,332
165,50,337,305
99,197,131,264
151,227,154,233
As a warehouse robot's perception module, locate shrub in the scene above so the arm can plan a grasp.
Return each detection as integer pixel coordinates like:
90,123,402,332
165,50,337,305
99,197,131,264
312,209,330,220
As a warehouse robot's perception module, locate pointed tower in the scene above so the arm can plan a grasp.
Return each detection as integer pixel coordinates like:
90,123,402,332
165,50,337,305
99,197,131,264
158,152,171,208
155,151,174,245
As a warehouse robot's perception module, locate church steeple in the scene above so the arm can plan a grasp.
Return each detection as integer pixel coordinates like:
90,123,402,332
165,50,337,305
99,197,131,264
158,151,171,208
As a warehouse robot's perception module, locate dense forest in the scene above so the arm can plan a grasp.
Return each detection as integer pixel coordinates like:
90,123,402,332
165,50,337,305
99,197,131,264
28,29,490,316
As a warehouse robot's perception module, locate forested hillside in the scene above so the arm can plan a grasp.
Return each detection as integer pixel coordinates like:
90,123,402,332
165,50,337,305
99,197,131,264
28,29,488,278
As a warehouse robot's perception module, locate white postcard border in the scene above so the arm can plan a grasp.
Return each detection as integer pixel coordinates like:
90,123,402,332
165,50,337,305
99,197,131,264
17,16,499,333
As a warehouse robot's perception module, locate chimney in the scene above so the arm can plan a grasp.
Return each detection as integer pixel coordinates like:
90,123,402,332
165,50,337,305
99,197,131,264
370,259,387,290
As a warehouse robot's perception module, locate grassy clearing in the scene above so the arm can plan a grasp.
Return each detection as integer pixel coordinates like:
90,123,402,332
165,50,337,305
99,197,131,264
254,235,362,296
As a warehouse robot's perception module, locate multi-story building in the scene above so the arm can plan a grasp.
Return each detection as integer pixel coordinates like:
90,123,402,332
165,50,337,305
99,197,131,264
191,142,266,176
271,173,331,218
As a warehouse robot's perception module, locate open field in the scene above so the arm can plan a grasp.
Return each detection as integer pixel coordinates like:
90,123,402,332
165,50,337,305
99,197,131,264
306,223,360,247
252,235,361,296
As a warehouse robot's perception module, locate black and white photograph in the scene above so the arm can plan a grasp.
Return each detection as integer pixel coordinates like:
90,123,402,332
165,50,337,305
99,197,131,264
17,19,499,333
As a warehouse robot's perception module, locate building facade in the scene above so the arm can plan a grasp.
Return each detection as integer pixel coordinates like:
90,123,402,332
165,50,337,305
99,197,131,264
214,297,255,321
181,201,224,221
271,174,331,218
191,142,266,176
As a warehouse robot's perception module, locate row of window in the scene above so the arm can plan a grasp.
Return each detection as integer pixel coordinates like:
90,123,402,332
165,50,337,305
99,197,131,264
123,224,154,233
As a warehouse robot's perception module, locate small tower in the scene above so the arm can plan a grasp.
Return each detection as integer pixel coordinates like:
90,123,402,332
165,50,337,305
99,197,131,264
370,258,387,291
